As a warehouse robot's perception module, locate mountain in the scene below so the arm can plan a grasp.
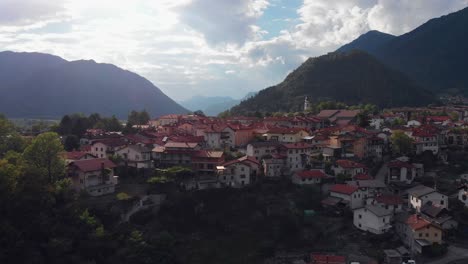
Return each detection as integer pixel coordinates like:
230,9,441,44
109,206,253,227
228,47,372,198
180,92,258,116
336,30,396,54
0,51,188,119
179,96,239,116
230,51,436,114
337,7,468,93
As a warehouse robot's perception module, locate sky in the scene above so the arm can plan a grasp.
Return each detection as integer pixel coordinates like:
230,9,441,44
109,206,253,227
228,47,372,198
1,0,468,101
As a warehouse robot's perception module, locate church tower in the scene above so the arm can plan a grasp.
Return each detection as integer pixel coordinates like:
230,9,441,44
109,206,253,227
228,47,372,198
304,96,310,111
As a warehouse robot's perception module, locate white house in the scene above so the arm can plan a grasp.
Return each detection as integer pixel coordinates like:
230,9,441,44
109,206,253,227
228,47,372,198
387,160,417,184
346,180,387,198
459,184,468,207
115,145,153,169
292,170,328,185
332,159,367,177
353,205,393,234
217,156,260,188
279,143,315,173
262,155,285,178
246,141,281,161
329,184,364,209
67,158,118,196
89,138,126,158
406,185,448,212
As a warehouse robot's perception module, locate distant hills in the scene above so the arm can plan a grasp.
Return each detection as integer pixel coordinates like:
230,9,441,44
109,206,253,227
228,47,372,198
337,6,468,94
0,51,188,119
231,51,435,114
180,92,257,116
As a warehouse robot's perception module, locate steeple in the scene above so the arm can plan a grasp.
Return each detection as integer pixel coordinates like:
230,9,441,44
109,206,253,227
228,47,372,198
304,96,310,111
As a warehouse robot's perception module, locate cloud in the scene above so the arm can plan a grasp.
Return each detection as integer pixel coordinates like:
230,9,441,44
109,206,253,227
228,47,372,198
0,0,66,26
178,0,269,45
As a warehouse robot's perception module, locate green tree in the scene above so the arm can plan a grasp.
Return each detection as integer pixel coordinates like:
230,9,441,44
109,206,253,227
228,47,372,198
23,132,65,183
391,131,414,155
193,110,206,117
0,114,26,157
64,135,80,151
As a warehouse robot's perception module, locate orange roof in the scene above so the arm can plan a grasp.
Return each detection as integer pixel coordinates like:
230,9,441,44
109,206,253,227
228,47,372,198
406,214,432,230
336,159,366,169
69,158,116,172
330,184,358,195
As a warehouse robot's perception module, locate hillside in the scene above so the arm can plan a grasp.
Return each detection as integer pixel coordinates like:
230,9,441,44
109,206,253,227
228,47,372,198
180,92,258,116
337,6,468,93
0,51,188,119
230,51,435,114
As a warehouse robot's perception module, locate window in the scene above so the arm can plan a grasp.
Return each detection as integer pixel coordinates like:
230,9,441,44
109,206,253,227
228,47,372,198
240,175,246,179
435,233,438,237
440,200,444,205
101,148,103,151
359,214,362,219
419,233,423,238
463,194,467,201
426,233,429,237
95,147,98,151
359,224,362,228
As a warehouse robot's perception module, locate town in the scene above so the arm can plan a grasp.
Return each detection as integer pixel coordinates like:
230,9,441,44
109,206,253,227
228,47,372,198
45,100,468,264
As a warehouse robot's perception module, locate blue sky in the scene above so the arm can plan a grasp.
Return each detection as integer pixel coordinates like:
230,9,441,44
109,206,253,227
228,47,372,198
1,0,467,101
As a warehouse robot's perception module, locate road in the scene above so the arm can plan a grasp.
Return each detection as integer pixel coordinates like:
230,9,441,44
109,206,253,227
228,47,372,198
425,246,468,264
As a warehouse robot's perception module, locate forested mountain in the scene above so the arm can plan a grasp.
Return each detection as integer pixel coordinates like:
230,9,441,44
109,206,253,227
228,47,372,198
230,51,435,114
337,7,468,93
0,51,188,119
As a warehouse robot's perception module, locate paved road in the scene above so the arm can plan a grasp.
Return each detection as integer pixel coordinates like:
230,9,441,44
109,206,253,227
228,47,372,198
375,162,388,182
425,246,468,264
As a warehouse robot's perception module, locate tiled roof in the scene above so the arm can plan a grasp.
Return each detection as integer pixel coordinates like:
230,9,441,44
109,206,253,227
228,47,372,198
353,173,373,180
69,158,116,172
375,194,404,205
65,151,90,160
330,184,358,195
295,170,327,179
387,160,414,169
336,159,366,169
223,156,260,167
406,214,432,230
266,127,307,134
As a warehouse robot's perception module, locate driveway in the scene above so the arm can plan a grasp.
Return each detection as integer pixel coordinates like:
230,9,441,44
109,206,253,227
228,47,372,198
425,246,468,264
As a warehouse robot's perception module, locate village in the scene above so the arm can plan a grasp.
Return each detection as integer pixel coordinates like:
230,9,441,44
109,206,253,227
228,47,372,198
60,99,468,264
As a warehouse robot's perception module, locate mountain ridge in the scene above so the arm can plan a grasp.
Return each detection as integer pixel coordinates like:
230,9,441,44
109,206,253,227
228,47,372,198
0,51,188,119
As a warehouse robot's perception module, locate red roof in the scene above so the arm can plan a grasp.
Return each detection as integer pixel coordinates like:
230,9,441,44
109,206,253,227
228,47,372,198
375,194,404,205
311,254,346,264
387,160,414,169
336,159,366,169
295,170,327,179
330,184,358,195
65,151,92,160
406,214,432,230
69,158,116,172
353,173,373,180
223,156,260,167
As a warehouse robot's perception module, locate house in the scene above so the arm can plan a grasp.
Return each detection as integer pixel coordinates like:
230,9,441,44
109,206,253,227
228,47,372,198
353,205,392,234
406,185,448,212
346,180,386,198
411,127,439,155
387,160,417,184
67,158,118,196
64,151,96,164
263,127,310,143
292,170,328,185
262,154,286,178
395,213,443,254
279,142,315,173
192,150,225,176
152,142,199,167
332,159,366,177
368,194,404,213
89,138,127,158
459,184,468,207
115,145,153,169
217,156,260,187
246,141,281,161
329,184,364,209
420,203,458,230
